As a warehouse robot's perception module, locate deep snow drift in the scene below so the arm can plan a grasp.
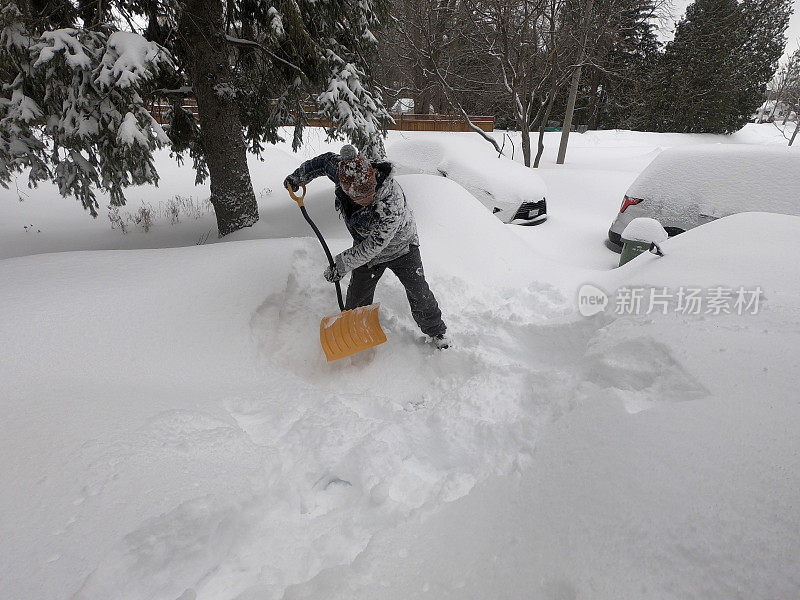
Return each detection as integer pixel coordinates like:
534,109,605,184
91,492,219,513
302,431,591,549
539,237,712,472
1,174,581,600
2,125,799,600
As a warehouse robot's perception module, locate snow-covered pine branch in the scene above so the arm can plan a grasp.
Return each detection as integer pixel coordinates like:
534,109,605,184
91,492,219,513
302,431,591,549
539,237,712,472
0,3,172,216
317,48,390,158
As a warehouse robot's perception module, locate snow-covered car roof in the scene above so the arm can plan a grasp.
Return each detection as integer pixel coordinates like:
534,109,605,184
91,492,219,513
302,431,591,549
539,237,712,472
389,135,548,210
627,144,800,220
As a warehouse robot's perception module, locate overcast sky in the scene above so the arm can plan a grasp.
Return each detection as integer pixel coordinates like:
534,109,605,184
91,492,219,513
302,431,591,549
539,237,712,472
663,0,800,60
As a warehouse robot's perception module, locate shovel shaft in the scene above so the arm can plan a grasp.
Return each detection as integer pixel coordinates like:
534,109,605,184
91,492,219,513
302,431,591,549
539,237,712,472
287,183,345,309
299,205,345,311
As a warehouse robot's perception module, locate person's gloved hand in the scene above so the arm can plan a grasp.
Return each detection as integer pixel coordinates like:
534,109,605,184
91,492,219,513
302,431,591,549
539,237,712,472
323,256,346,283
284,173,300,192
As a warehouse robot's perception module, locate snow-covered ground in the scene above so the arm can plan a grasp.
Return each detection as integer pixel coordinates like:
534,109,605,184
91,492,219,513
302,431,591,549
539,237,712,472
2,125,799,600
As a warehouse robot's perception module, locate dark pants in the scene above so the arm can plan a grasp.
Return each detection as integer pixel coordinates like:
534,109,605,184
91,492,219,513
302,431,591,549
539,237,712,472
345,245,446,337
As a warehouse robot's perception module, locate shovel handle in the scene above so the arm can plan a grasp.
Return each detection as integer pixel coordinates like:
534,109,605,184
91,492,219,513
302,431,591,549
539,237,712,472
287,183,307,206
286,183,345,311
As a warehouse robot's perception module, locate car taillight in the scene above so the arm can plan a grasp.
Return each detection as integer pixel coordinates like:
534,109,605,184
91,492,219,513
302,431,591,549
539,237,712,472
620,195,643,213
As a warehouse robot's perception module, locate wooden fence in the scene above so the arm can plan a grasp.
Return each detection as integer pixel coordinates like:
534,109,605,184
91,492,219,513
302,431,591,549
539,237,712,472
149,98,198,125
149,98,494,132
388,113,495,132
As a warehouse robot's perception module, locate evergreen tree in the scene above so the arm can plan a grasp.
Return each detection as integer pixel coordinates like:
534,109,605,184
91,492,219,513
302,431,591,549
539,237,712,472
734,0,793,126
575,0,662,129
0,0,390,235
635,0,792,133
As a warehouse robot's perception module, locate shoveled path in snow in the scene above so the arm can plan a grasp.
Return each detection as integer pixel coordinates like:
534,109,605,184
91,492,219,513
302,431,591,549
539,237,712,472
62,243,596,600
59,246,700,600
278,215,800,600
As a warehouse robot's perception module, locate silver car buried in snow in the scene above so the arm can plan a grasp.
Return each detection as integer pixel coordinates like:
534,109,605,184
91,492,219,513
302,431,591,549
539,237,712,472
608,144,800,248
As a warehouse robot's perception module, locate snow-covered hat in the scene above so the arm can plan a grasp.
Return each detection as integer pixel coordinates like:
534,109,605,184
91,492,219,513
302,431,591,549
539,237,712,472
338,145,376,199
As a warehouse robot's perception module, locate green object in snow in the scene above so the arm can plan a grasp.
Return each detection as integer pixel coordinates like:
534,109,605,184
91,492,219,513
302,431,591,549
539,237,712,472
619,238,651,266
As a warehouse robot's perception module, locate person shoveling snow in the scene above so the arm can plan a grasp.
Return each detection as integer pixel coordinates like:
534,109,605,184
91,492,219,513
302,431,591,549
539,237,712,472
284,145,450,350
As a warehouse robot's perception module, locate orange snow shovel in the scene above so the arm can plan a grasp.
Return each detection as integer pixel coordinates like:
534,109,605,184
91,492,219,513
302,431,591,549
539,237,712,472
286,183,387,361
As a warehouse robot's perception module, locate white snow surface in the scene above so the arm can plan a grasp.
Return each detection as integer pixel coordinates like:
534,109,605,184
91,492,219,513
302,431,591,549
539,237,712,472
2,125,800,600
621,216,668,243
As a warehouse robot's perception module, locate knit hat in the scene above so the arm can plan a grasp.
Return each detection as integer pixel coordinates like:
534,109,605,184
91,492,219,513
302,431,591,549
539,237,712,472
338,144,376,200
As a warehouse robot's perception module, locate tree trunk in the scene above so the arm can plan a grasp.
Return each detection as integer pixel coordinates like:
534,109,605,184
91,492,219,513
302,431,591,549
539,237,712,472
413,65,430,114
534,118,547,168
535,71,560,168
180,0,258,237
556,0,594,165
521,118,532,167
586,73,601,130
556,63,582,164
790,118,799,146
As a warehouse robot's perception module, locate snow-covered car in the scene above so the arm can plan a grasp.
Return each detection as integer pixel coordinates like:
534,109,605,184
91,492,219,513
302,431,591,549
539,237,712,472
608,145,800,248
389,136,548,225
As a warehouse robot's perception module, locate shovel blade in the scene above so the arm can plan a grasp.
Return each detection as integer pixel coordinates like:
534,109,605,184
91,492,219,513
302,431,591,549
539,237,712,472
320,303,387,361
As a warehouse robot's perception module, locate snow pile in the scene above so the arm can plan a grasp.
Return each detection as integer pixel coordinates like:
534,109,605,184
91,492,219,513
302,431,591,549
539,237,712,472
267,7,284,37
6,86,42,122
33,29,93,69
621,216,668,243
116,112,150,146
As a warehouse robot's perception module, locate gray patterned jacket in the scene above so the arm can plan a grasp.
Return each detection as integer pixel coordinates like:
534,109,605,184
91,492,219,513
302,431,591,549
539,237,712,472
290,154,419,272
